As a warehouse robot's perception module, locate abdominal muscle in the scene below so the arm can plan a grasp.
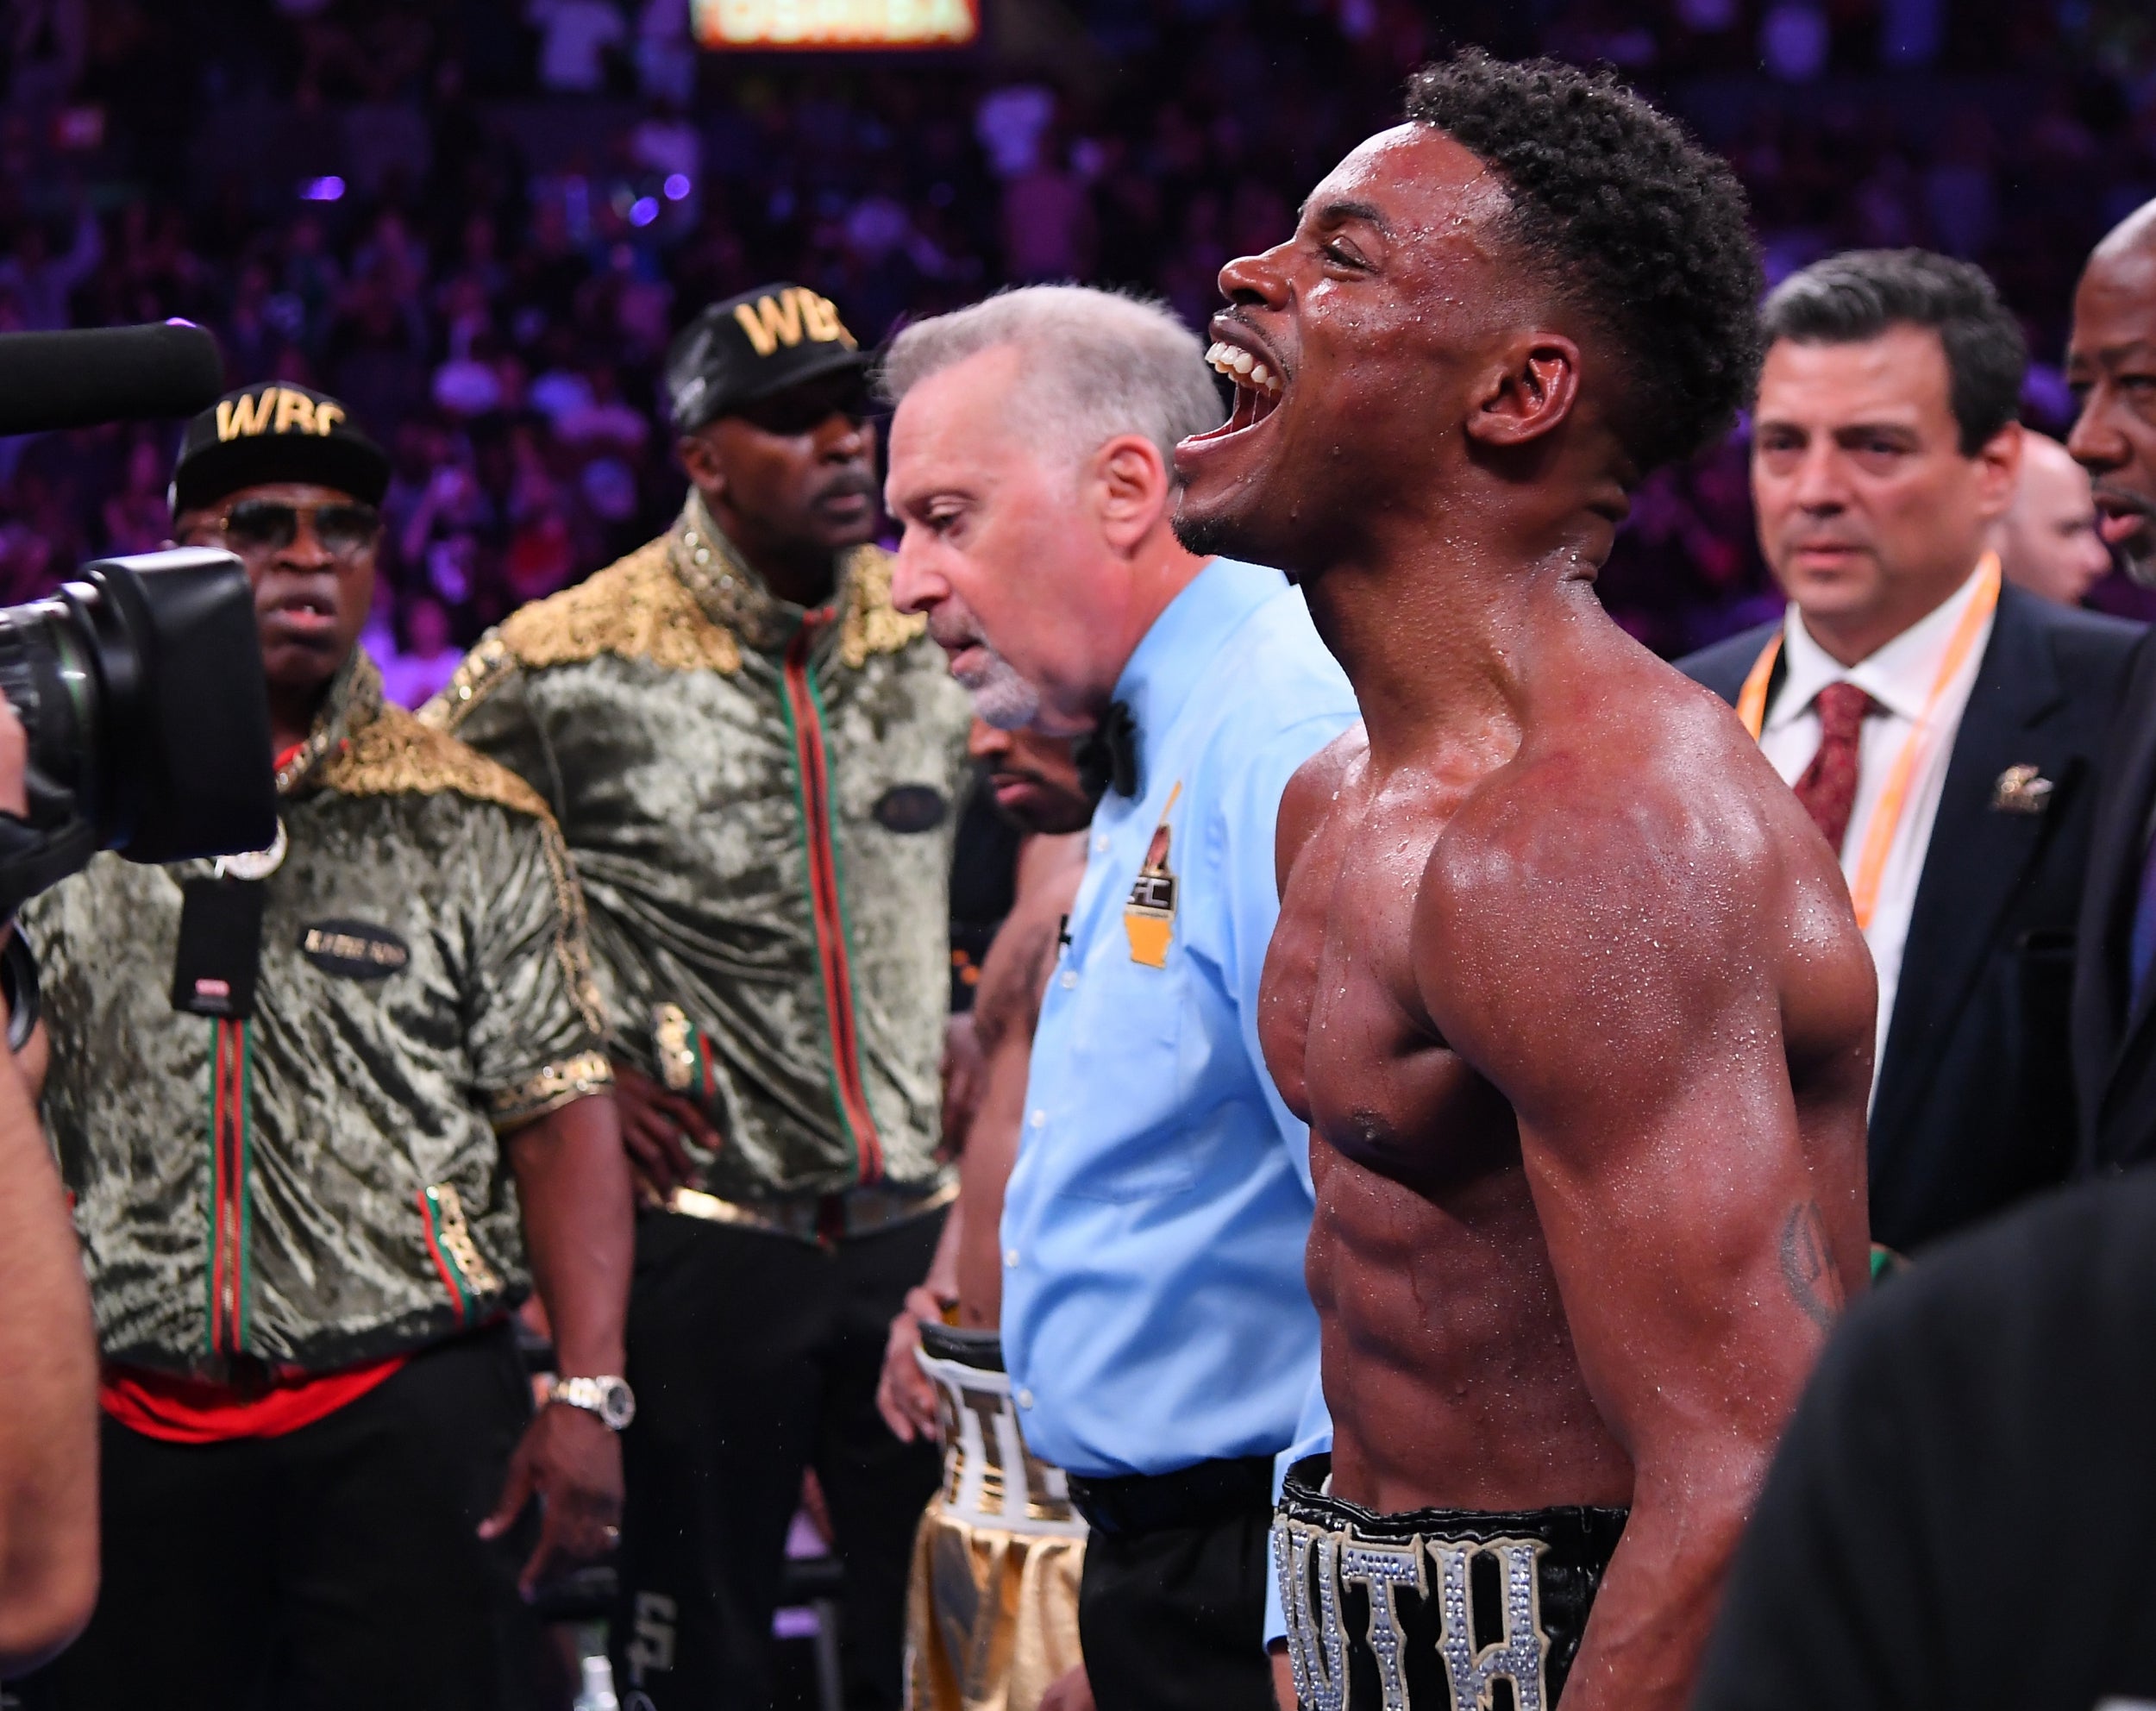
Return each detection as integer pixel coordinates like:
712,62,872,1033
1308,1137,1635,1520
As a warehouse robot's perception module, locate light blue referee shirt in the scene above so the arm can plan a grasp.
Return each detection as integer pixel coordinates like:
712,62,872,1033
999,555,1358,1480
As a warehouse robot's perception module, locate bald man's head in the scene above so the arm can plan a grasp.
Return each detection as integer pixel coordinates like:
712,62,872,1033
2091,197,2156,271
2067,196,2156,584
1997,432,2109,605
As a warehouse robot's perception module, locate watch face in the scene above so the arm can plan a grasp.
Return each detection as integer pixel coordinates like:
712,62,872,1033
599,1379,636,1431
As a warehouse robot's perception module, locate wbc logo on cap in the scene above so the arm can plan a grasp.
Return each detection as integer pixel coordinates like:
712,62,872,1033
731,288,858,359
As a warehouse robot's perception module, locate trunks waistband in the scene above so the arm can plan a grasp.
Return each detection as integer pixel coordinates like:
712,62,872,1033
664,1175,957,1247
919,1319,1002,1369
916,1327,1084,1538
1275,1455,1627,1710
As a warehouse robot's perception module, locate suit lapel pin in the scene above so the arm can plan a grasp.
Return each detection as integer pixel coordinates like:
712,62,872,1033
1990,764,2053,815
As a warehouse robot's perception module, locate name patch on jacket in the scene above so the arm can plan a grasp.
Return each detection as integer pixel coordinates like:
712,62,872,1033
300,919,410,981
874,784,949,834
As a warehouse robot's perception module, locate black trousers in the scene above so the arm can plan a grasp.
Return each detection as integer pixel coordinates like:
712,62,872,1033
611,1207,944,1711
22,1323,544,1711
1078,1505,1276,1711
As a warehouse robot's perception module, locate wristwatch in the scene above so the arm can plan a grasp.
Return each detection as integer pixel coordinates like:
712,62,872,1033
542,1374,636,1431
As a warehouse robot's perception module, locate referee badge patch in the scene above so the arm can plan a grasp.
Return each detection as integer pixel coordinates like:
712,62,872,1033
1124,783,1181,968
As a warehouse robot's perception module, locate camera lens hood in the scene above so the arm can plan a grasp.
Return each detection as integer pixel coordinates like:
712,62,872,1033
78,549,277,865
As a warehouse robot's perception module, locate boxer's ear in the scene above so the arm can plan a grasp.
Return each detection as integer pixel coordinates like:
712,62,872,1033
1463,334,1582,449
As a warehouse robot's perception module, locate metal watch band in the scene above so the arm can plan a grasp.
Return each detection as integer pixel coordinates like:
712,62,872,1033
544,1373,636,1431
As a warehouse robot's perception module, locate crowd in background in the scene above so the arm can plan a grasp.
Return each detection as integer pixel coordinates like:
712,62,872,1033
7,0,2156,689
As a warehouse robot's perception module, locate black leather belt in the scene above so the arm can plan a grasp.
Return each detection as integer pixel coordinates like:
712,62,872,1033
1065,1454,1275,1536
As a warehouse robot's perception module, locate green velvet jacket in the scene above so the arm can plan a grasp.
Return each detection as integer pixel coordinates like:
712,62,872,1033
424,494,974,1202
25,653,612,1377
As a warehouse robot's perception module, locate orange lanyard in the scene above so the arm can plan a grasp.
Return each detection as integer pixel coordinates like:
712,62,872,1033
1736,554,2001,931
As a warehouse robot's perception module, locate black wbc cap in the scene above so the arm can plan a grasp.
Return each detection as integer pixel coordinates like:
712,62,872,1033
665,284,867,433
169,383,391,517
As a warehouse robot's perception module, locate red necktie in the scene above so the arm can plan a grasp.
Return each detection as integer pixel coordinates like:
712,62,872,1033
1795,681,1877,857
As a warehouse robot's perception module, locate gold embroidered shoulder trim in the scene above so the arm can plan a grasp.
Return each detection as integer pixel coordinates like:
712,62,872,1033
319,703,554,821
318,706,609,1037
420,634,512,733
838,545,928,669
487,1050,615,1131
506,536,745,676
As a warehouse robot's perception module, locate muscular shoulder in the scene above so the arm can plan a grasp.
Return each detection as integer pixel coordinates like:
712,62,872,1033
421,536,743,731
1419,659,1845,1075
1446,663,1784,899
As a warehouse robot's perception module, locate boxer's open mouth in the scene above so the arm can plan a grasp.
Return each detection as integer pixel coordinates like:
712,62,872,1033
1186,331,1286,442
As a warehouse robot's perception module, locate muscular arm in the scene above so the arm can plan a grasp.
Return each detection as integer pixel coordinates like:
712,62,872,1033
1424,759,1871,1711
486,1094,634,1594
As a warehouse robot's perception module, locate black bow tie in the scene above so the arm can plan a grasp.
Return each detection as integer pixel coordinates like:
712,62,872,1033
1075,700,1140,799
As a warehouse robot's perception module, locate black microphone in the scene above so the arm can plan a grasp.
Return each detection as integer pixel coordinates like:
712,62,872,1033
0,322,225,437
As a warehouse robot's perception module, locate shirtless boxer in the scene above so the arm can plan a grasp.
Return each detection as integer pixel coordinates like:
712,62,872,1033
879,720,1094,1711
1170,53,1876,1711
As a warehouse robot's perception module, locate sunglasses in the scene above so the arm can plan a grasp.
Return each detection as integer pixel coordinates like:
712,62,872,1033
217,499,383,560
732,379,874,438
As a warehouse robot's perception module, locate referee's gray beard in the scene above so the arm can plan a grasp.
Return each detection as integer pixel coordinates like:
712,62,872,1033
958,646,1041,730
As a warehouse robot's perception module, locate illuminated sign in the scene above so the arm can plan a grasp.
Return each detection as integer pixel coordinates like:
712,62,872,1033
691,0,977,47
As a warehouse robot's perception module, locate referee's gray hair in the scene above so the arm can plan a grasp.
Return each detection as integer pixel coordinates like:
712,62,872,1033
878,285,1222,481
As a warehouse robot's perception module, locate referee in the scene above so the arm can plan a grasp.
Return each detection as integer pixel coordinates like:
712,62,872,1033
882,286,1358,1710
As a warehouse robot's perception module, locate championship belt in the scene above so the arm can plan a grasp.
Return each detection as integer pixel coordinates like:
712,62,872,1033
915,1323,1086,1538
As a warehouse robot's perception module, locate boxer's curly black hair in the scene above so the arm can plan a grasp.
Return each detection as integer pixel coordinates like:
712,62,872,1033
1405,51,1763,476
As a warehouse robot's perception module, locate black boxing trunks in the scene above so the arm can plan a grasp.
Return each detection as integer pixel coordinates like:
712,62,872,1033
1274,1456,1627,1710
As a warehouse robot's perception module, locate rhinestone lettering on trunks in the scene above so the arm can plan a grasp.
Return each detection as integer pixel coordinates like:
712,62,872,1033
1340,1539,1423,1711
1275,1516,1348,1711
1277,1510,1558,1710
1432,1537,1551,1711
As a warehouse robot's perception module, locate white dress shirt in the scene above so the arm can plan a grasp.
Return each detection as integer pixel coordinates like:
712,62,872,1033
1758,566,1995,1080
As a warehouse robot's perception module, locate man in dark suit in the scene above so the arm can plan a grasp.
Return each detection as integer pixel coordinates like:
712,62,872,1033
1683,248,2140,1253
2066,200,2156,1175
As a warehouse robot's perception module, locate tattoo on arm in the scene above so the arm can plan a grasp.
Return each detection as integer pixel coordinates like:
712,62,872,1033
1779,1201,1843,1332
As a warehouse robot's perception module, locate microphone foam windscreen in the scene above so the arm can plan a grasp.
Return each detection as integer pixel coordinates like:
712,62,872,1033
0,323,225,438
